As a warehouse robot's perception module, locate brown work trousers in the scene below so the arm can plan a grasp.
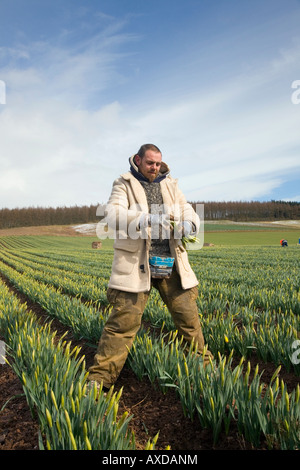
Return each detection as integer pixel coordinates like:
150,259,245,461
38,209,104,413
88,269,212,388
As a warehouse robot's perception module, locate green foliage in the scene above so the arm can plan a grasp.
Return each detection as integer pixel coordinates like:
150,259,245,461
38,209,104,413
0,280,137,450
0,235,300,449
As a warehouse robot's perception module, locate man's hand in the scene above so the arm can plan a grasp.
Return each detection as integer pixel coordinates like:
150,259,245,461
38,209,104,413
174,221,194,238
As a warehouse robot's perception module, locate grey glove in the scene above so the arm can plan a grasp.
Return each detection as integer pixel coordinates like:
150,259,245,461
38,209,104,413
174,221,195,239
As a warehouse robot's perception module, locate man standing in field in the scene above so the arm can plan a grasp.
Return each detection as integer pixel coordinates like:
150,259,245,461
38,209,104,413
88,144,212,391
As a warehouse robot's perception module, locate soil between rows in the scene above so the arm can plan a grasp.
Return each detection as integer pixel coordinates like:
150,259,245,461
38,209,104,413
1,274,299,451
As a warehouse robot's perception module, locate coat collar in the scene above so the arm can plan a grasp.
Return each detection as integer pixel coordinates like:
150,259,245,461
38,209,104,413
120,170,178,215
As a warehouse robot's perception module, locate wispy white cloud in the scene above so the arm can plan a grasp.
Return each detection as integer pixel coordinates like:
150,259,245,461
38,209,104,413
127,44,300,203
1,14,139,107
1,3,300,209
0,98,136,207
0,15,141,208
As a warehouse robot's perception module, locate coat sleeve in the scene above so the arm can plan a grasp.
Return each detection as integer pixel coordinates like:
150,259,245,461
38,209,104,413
105,177,146,237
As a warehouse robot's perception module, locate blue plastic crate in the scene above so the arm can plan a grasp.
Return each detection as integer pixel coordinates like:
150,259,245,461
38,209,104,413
149,256,175,268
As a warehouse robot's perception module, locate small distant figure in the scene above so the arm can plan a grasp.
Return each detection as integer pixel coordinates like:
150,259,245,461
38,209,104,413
280,239,288,247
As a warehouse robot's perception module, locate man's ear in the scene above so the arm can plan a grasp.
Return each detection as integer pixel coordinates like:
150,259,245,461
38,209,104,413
135,154,141,166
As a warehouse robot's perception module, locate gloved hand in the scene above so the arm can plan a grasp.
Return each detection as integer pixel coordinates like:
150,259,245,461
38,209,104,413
174,221,194,239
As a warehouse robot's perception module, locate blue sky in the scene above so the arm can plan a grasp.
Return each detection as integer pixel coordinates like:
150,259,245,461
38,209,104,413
1,0,300,210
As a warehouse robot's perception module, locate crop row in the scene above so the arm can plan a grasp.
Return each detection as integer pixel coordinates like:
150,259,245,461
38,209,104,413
0,247,299,373
0,253,300,448
0,249,110,307
128,332,300,448
0,278,161,450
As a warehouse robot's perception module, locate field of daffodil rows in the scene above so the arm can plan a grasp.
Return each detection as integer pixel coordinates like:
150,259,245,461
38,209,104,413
0,234,299,449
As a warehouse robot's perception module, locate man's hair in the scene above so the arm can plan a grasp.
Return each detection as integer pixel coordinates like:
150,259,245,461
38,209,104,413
136,144,161,158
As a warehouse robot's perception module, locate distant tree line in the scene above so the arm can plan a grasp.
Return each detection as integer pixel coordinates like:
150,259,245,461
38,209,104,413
0,200,299,230
193,200,300,221
0,205,99,229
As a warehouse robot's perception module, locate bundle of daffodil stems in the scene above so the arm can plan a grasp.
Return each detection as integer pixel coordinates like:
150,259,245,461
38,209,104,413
170,220,200,249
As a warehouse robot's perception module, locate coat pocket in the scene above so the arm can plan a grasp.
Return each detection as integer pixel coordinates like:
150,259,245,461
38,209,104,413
112,239,140,275
113,238,140,252
176,244,191,272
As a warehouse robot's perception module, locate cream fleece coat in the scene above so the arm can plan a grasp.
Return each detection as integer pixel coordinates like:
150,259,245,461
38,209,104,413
105,156,200,292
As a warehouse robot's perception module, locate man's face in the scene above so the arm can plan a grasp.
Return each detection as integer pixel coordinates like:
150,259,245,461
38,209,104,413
135,150,162,182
